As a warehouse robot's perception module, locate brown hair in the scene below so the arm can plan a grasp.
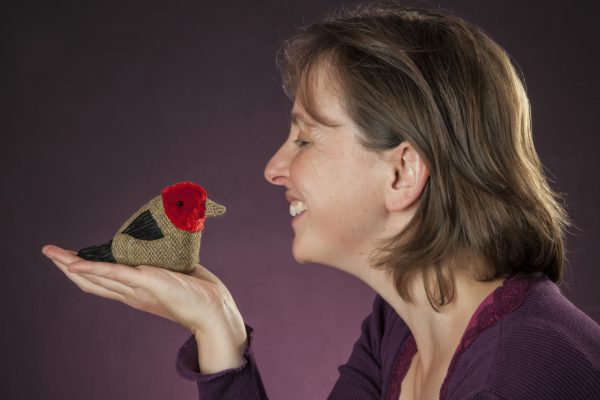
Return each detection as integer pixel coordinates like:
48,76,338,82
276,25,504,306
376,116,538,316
277,2,569,309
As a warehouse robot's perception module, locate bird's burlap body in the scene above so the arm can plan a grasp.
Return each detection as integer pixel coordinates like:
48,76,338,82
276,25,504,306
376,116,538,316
111,195,201,273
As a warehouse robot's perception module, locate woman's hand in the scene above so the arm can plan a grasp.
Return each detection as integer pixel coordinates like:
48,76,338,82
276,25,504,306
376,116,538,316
41,244,243,337
43,244,249,373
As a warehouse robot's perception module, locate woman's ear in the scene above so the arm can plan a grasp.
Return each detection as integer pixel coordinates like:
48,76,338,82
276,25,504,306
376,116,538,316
383,141,429,212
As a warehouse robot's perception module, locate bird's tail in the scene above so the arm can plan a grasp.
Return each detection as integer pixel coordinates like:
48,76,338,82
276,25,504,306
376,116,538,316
78,240,116,263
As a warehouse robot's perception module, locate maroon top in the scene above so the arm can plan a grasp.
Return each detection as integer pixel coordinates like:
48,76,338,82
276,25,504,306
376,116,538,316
176,274,600,399
385,275,533,400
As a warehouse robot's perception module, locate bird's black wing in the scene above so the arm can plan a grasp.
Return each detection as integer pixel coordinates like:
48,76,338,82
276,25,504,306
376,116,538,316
121,209,165,240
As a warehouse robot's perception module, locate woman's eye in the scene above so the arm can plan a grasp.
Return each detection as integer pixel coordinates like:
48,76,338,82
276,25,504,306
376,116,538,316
294,139,310,147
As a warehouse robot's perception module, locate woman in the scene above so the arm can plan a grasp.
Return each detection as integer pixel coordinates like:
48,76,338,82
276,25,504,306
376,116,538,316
42,2,600,399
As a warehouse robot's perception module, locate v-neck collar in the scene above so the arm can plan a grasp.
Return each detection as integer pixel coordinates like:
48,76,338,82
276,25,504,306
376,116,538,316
385,274,536,400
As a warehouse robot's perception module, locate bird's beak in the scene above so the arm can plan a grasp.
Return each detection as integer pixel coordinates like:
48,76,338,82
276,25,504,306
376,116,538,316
205,198,226,217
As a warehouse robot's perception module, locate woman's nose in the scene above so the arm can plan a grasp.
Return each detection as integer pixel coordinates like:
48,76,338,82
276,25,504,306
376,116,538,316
264,144,290,186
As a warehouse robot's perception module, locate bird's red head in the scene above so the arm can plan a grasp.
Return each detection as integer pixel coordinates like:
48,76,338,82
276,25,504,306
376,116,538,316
161,181,207,232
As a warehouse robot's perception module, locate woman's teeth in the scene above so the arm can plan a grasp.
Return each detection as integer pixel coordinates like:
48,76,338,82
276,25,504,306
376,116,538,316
290,200,307,217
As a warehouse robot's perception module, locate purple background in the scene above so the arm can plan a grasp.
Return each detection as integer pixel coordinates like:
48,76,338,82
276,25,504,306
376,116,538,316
4,0,599,399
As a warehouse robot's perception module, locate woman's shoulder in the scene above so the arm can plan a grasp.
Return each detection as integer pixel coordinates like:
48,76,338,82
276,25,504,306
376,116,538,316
502,274,600,350
447,274,600,399
459,275,600,399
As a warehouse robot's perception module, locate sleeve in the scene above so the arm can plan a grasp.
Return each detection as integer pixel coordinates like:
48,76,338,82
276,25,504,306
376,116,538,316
175,323,269,400
327,295,389,400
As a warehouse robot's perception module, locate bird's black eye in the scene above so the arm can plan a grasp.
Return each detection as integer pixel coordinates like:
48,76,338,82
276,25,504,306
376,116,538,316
176,200,184,207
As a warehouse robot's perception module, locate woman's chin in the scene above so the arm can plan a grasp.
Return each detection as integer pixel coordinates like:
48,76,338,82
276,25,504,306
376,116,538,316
291,247,309,264
291,240,317,264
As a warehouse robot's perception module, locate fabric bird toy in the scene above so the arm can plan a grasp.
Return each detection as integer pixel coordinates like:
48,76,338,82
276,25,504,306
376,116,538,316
78,181,226,273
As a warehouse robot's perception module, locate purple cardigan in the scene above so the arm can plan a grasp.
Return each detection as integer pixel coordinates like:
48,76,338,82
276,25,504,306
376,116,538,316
176,274,600,399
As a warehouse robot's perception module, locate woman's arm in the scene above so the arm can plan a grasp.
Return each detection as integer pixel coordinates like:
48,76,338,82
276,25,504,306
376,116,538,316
193,308,248,374
177,323,269,399
43,244,269,399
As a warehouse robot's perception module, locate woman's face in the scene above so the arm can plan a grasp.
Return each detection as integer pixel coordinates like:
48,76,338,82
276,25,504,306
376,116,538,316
264,73,390,270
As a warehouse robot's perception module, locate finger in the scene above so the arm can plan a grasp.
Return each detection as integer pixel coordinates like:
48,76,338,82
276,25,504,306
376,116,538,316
67,260,143,289
42,244,141,289
74,274,129,303
49,258,127,302
48,256,80,279
43,245,86,282
42,244,84,265
42,246,136,291
77,272,136,298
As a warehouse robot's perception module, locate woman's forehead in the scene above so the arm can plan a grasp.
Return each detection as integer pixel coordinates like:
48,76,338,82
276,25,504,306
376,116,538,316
292,71,348,128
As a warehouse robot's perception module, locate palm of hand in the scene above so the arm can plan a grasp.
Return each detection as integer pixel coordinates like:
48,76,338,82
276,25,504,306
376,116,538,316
42,244,232,334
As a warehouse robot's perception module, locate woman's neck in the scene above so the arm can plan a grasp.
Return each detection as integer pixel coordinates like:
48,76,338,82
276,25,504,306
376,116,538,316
364,266,506,375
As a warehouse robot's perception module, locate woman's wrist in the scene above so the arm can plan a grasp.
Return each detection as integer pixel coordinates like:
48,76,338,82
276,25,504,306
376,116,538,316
192,303,248,374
